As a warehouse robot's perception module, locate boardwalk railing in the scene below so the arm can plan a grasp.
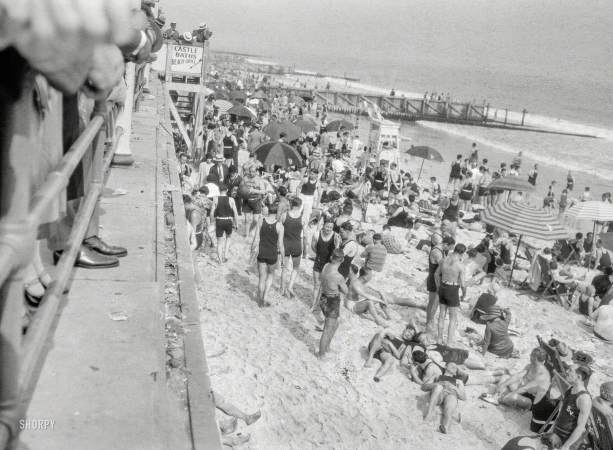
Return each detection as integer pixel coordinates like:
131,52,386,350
0,69,124,449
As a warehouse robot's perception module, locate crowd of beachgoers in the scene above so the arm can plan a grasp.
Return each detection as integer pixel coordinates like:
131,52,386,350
170,52,613,448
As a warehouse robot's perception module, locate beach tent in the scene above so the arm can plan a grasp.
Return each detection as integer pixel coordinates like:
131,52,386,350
481,200,571,285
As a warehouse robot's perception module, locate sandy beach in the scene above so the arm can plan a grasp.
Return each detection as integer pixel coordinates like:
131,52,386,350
186,71,613,450
197,218,611,449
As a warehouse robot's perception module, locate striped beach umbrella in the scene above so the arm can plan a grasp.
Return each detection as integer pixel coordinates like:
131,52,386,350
481,201,570,241
254,142,303,168
214,99,233,113
563,201,613,222
481,201,571,285
486,176,535,192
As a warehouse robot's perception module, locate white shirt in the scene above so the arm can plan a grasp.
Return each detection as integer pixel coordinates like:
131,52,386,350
331,159,344,173
593,305,613,341
204,183,220,198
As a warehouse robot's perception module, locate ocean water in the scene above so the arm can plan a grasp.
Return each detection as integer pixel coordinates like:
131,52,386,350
167,0,613,179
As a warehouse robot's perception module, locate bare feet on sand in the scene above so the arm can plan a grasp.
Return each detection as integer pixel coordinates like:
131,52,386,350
222,433,251,447
219,417,238,435
245,410,261,425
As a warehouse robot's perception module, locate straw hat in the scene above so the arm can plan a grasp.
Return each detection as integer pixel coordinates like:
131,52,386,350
198,22,207,29
213,154,225,162
182,31,193,42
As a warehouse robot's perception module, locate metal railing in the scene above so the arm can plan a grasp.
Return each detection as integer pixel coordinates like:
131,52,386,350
0,69,125,448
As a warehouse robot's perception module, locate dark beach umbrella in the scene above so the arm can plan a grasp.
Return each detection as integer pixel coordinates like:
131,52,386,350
229,90,247,100
325,119,354,132
213,90,230,100
289,95,305,104
298,114,319,127
227,105,257,120
293,118,318,133
481,200,571,285
253,91,269,100
262,120,302,142
486,177,535,192
405,145,444,181
258,100,271,111
254,142,303,168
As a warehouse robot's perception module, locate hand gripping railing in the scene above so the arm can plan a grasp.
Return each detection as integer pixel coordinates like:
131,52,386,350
0,76,124,448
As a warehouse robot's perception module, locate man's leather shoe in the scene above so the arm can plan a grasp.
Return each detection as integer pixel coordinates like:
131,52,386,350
83,236,128,257
53,246,119,269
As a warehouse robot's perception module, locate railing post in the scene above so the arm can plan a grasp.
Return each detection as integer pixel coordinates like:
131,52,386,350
504,109,508,125
521,109,527,126
113,63,136,166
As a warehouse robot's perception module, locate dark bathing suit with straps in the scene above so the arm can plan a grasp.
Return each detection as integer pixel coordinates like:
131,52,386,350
338,237,357,280
257,219,279,266
214,195,233,237
314,231,335,273
554,388,592,443
283,213,303,257
442,200,459,223
427,246,444,293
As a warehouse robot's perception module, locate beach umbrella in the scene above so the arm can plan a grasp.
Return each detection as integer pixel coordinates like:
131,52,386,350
293,118,318,133
262,120,302,142
214,99,233,113
481,201,571,285
563,201,613,242
486,176,535,192
258,100,271,111
229,90,247,100
298,114,319,127
325,119,354,132
254,142,303,168
405,145,444,181
213,90,230,100
290,95,305,104
227,105,257,120
252,91,269,100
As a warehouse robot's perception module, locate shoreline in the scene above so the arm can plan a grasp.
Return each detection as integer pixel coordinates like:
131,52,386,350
263,73,613,207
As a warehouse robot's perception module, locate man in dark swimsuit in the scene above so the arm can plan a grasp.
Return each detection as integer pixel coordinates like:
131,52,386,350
426,236,455,332
448,154,463,192
422,362,466,434
318,249,349,361
553,365,592,450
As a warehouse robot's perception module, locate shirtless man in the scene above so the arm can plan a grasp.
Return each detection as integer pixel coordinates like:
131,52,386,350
426,236,455,332
422,362,466,434
435,243,467,346
318,249,349,361
493,347,551,409
243,166,268,237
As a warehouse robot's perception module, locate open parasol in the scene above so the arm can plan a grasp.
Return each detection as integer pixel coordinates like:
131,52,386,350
563,200,613,242
486,176,535,192
254,142,303,168
262,120,302,142
405,146,444,181
227,105,257,120
293,118,318,133
325,119,354,132
214,99,233,113
481,200,571,285
252,91,269,100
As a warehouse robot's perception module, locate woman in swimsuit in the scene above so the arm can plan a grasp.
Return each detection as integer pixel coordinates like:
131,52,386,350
387,162,403,204
310,220,340,311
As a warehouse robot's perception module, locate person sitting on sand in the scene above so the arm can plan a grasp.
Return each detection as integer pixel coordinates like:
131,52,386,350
570,282,597,316
470,282,503,324
481,307,518,359
422,362,466,434
488,348,551,411
500,434,562,450
213,390,261,447
588,295,613,342
347,266,426,324
594,381,613,423
463,247,488,286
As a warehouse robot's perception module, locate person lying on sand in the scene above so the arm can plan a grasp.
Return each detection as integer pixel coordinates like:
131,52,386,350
484,348,551,411
347,265,426,327
422,362,466,434
463,247,488,286
213,391,261,447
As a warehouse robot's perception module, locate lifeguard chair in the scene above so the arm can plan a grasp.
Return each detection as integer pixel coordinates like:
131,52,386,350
368,116,400,166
